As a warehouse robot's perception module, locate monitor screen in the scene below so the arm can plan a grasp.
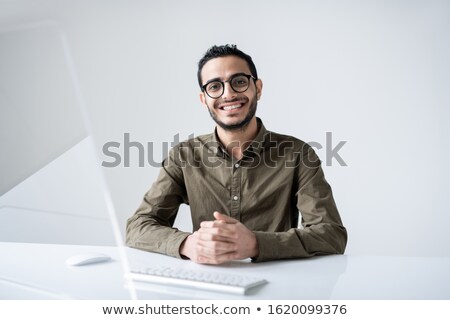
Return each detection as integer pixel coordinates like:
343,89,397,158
0,22,115,246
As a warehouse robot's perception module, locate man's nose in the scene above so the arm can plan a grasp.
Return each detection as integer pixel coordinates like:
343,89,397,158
222,82,237,100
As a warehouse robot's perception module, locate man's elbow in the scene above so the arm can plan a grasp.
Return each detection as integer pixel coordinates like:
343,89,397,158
333,225,348,254
125,217,139,248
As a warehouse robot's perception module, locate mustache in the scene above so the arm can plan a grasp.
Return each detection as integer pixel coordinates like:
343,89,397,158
215,97,248,108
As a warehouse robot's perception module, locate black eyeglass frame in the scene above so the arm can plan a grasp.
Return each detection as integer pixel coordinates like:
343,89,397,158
201,73,257,99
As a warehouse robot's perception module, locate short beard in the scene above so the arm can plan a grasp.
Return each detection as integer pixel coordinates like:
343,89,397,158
208,99,257,132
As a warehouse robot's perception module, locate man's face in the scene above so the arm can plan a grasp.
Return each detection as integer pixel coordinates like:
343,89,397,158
199,56,263,131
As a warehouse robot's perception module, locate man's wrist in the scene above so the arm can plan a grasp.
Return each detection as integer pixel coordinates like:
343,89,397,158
179,235,191,259
250,232,259,258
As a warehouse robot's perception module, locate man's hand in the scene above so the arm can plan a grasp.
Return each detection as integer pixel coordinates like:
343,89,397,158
179,211,259,264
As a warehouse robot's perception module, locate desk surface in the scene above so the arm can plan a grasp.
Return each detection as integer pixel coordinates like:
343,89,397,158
1,242,449,300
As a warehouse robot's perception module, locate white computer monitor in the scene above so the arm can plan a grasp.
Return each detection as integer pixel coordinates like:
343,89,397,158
0,21,116,247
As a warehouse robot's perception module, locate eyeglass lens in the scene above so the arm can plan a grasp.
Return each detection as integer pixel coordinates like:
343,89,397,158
205,75,250,98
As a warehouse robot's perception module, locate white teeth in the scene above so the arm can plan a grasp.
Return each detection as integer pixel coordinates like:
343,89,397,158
222,104,241,111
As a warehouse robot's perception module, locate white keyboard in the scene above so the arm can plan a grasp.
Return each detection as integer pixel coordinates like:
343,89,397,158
125,266,267,295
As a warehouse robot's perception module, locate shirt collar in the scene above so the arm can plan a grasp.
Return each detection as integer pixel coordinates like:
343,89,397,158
248,117,268,154
209,117,268,157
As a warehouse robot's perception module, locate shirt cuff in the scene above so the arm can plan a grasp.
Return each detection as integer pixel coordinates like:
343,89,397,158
252,231,280,262
165,231,191,259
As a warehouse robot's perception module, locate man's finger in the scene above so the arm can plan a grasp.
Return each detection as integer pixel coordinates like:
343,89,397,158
196,228,237,241
200,220,236,230
213,211,238,224
196,242,236,255
196,252,237,265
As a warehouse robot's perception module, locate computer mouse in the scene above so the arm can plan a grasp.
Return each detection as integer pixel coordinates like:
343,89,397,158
66,253,111,266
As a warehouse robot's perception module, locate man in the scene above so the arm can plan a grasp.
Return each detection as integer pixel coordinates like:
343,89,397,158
126,44,347,264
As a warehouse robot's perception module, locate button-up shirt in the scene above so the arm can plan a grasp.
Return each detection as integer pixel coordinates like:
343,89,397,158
126,118,347,262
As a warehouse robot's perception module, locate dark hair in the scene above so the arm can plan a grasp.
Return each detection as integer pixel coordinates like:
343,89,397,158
197,44,258,89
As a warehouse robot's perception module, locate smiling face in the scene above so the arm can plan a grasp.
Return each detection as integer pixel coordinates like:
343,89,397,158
199,56,262,131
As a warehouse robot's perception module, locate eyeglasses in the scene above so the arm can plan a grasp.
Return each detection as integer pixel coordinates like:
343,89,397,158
202,74,256,99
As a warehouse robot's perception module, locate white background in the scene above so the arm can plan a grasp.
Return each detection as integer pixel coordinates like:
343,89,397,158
1,0,449,257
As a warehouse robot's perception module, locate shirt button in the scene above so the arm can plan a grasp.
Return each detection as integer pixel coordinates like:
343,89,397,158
234,163,240,168
233,195,239,201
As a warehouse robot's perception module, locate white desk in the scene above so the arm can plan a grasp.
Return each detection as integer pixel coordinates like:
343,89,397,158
1,242,449,300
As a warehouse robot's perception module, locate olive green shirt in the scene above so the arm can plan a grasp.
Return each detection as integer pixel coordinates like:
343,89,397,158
126,118,347,262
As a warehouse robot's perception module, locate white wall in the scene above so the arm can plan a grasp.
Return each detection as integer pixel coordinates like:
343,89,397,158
2,0,449,257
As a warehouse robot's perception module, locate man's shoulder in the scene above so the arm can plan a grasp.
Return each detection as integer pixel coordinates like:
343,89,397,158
174,133,215,149
168,133,217,158
264,129,321,168
264,129,311,151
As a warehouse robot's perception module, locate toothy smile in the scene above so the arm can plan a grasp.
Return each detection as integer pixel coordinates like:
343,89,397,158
221,104,242,110
219,100,245,111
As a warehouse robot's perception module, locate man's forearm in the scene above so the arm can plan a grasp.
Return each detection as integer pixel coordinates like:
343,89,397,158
126,214,190,258
252,223,347,262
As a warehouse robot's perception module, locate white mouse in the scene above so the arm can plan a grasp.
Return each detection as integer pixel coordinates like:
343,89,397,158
66,253,111,266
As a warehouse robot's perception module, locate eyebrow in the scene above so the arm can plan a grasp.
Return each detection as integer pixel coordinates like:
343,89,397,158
203,72,248,86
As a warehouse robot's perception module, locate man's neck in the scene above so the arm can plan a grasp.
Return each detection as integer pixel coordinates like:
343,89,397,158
216,117,259,160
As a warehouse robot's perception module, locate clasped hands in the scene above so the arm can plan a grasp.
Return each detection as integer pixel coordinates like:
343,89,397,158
180,211,259,264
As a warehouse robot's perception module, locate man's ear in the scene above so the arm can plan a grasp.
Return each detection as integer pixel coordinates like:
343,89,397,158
199,91,208,108
256,79,263,101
